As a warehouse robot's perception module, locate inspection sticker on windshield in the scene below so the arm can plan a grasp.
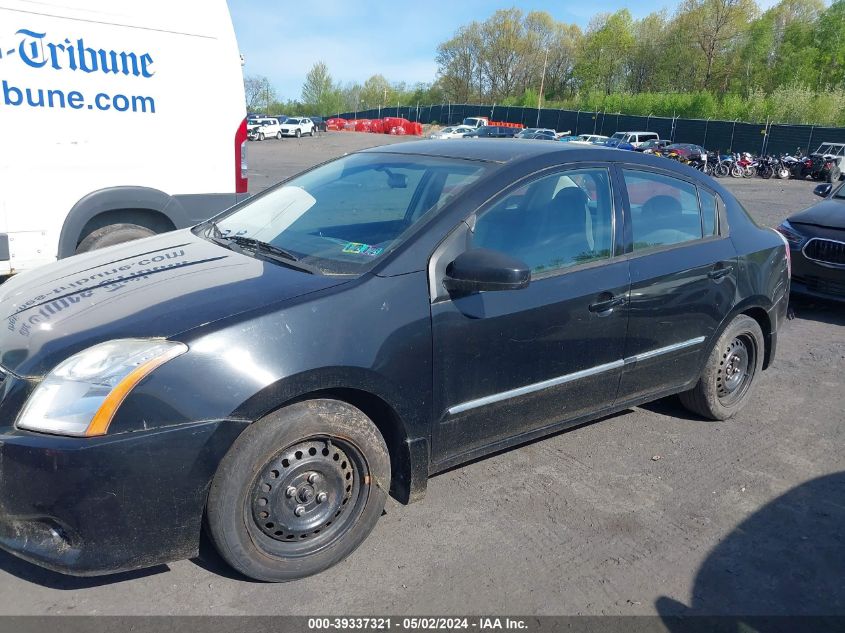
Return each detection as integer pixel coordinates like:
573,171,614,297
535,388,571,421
343,242,383,256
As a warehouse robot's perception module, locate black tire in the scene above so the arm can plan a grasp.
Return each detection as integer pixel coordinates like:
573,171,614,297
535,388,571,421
206,399,390,582
76,223,156,253
760,165,773,179
276,131,282,140
258,132,265,141
679,315,764,421
295,129,301,138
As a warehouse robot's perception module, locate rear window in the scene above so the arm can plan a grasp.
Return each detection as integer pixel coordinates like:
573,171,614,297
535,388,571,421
623,170,704,250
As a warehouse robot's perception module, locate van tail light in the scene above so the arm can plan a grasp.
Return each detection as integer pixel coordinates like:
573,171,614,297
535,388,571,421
235,118,248,194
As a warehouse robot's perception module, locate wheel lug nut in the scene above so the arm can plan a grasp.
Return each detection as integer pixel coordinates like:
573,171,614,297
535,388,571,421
294,505,305,517
317,492,328,504
308,473,319,484
286,486,297,498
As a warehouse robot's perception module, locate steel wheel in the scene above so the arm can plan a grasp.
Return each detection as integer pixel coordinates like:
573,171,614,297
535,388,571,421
246,436,368,558
716,334,756,407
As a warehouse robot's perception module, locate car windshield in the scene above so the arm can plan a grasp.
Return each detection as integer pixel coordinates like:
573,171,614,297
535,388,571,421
286,118,301,125
441,127,454,134
611,133,625,140
206,153,488,275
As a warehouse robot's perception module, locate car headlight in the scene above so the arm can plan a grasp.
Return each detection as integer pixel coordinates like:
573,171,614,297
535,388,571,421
16,339,187,437
775,220,806,247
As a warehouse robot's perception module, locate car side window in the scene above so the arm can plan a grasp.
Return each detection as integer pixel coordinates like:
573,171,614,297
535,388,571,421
471,168,614,276
623,169,704,251
699,189,717,237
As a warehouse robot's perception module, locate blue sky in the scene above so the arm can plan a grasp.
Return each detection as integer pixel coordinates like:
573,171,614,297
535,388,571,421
229,0,780,102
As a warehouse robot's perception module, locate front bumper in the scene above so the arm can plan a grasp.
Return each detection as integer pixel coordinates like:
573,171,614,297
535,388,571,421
790,247,845,303
0,419,247,576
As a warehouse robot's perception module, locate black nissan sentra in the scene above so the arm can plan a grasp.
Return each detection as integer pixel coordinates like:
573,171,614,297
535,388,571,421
0,141,788,581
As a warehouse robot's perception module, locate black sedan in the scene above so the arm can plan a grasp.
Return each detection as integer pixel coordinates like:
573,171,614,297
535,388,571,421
464,125,519,138
776,181,845,300
0,141,788,582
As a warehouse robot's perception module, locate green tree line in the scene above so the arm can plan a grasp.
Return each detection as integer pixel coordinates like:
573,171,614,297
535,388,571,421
248,0,845,126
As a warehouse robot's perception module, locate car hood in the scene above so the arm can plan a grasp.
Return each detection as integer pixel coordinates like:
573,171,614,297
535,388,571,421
0,230,350,377
789,198,845,230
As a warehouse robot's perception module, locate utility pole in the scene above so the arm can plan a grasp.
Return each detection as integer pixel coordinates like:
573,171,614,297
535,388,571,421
537,48,549,128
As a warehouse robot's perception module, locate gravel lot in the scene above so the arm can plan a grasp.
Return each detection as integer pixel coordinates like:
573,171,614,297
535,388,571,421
0,133,842,617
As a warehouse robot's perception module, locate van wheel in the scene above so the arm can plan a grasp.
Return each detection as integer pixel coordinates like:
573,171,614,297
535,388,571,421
679,315,764,421
206,399,390,582
76,223,156,253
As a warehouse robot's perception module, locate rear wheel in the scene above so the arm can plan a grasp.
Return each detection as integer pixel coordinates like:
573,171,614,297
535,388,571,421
679,315,764,421
760,165,773,179
206,399,390,582
777,166,790,179
76,223,156,253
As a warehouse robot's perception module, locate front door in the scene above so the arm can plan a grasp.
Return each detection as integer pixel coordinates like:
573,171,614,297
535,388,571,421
431,166,630,467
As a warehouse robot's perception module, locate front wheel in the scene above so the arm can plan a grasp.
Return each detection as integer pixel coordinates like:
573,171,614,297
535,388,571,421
258,132,265,141
295,129,301,138
76,223,156,253
679,315,764,420
276,131,282,139
206,399,391,582
777,167,790,179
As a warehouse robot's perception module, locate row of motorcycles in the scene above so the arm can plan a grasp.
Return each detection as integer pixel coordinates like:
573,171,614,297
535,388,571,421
663,151,827,180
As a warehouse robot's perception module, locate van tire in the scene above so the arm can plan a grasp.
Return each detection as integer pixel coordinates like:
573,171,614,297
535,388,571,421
76,223,156,253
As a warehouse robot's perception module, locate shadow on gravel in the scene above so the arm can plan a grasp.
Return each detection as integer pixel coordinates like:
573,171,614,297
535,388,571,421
788,296,845,327
0,548,168,589
638,396,707,422
189,532,258,582
656,471,845,624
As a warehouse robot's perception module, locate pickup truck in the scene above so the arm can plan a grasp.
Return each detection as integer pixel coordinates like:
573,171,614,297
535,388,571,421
462,117,523,130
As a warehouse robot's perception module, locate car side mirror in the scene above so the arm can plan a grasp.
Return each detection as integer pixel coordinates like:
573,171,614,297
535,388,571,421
814,183,832,198
443,248,530,295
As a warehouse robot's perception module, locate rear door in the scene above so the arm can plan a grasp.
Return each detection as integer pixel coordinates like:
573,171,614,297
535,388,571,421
430,165,630,466
615,166,737,402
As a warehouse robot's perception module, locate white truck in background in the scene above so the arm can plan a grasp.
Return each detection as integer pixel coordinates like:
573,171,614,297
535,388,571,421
0,0,248,275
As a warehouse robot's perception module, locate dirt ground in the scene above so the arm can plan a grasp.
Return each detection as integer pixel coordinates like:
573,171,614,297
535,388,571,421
0,133,841,617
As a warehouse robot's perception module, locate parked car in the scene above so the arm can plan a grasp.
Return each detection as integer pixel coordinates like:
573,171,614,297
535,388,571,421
463,125,519,138
515,128,555,139
275,115,290,125
776,181,845,301
279,117,316,137
249,118,283,141
568,134,609,145
309,116,328,132
607,131,660,148
636,139,671,153
0,141,788,583
557,135,581,143
430,125,474,139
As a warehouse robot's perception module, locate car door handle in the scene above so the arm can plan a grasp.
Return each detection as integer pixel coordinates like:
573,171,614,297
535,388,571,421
589,295,626,314
708,265,734,280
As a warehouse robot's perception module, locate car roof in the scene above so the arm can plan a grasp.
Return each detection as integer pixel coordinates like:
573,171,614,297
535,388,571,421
360,138,622,164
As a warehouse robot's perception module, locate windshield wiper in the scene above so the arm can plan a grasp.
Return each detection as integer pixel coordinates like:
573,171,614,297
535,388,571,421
206,222,314,273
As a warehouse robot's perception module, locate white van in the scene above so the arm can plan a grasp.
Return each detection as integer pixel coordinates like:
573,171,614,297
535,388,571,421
0,0,248,275
609,131,660,148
